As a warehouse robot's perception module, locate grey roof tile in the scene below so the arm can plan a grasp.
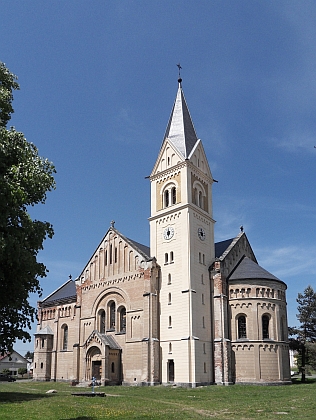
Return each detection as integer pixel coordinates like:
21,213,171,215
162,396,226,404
164,81,198,158
229,257,281,281
41,279,77,307
35,326,54,335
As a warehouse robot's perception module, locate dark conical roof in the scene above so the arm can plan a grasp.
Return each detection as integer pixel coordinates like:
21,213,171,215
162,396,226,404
229,257,280,281
163,81,198,158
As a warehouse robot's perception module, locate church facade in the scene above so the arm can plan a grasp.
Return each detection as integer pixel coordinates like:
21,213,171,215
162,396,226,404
33,79,291,386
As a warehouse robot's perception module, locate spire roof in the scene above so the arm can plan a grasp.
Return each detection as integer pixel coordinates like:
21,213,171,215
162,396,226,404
163,80,199,158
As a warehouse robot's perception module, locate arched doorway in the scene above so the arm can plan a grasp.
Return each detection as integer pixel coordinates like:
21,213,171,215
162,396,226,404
86,346,102,381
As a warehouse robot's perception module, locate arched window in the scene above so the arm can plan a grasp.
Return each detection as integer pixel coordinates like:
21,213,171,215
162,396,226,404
164,189,169,207
262,315,270,339
119,307,126,332
169,342,172,353
168,274,172,284
109,302,116,329
110,244,113,264
163,183,177,208
99,310,105,334
165,253,168,264
62,325,68,350
168,316,172,328
238,315,247,339
168,293,172,304
105,250,108,266
192,182,206,210
172,187,176,204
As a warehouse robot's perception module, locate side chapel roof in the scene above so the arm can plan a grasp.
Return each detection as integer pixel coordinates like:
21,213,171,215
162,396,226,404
40,279,77,308
163,79,199,159
229,256,282,282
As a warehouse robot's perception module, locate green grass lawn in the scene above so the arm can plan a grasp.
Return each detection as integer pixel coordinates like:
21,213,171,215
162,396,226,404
0,379,315,419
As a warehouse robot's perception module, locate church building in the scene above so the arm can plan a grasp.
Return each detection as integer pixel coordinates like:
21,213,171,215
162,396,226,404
33,78,291,386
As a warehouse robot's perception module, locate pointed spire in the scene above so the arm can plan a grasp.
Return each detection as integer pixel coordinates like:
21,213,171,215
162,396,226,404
163,77,198,159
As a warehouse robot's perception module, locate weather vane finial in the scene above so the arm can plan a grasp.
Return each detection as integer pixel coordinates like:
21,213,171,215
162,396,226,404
177,63,182,84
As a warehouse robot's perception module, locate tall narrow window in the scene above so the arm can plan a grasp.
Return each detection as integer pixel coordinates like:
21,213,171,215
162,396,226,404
170,251,174,263
168,274,172,285
172,187,176,204
202,294,204,305
63,325,68,350
202,316,205,328
165,253,168,264
115,247,118,263
110,302,116,329
168,293,172,304
110,244,113,264
105,250,108,266
169,316,172,328
169,342,172,353
262,315,270,339
120,307,126,332
165,190,169,207
99,310,105,334
238,315,247,339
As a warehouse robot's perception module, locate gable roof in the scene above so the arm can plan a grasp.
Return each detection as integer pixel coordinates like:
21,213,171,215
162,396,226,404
163,80,199,159
126,237,150,259
85,330,121,350
215,238,235,258
40,279,77,308
229,256,281,282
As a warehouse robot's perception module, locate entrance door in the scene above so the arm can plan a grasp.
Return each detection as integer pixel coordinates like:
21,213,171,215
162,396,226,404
92,361,101,380
168,360,174,382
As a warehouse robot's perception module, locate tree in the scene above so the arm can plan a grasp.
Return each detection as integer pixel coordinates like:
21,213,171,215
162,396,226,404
289,285,316,382
0,62,56,355
24,351,34,360
18,367,27,377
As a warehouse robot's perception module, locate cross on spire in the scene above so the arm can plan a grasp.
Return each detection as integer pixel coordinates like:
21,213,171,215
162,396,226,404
177,63,182,84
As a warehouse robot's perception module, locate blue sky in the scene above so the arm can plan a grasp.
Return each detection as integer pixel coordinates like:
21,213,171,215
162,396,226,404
1,0,316,355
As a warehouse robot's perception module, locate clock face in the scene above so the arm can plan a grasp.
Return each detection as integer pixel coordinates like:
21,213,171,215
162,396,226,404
198,227,206,241
163,226,174,240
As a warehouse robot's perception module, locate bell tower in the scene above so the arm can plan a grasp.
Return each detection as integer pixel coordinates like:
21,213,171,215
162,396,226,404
149,77,216,386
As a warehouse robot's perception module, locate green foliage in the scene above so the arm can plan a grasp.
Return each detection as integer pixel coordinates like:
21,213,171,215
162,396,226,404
1,368,10,375
0,62,19,127
289,285,316,382
0,62,56,354
24,350,34,360
18,367,27,377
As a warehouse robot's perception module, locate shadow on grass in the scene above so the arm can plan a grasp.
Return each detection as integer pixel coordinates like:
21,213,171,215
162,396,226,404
0,392,54,403
61,418,95,420
291,376,316,385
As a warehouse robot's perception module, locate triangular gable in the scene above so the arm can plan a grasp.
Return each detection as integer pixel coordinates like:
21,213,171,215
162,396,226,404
77,225,152,285
187,139,213,179
0,350,29,363
151,138,185,177
84,330,121,350
216,232,257,264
